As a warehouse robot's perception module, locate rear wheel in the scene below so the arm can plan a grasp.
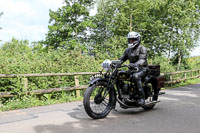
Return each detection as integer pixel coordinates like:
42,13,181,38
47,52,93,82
83,81,116,119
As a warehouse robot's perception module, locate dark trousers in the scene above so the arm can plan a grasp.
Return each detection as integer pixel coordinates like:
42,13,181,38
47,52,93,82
130,67,148,99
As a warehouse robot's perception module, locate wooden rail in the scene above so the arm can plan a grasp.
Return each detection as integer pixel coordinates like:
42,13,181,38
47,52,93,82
164,69,200,85
0,72,100,98
0,72,100,78
0,69,200,98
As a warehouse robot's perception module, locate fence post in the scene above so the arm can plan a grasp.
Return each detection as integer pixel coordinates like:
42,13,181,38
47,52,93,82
170,75,173,86
74,76,80,97
191,71,193,78
199,70,200,78
22,78,28,91
184,72,187,82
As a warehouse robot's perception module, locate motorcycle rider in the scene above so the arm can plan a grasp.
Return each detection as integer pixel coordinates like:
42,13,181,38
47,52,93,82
119,31,148,105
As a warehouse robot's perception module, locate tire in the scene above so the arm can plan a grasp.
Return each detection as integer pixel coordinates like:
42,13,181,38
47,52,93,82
142,83,158,110
83,81,116,119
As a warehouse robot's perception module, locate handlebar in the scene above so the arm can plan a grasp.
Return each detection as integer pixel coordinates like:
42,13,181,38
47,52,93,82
112,64,139,72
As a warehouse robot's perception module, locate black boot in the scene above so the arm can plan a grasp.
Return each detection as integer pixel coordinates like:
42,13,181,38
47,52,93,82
138,87,145,105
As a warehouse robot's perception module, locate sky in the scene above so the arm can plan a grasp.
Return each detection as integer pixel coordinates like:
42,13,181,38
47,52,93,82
0,0,64,43
0,0,199,56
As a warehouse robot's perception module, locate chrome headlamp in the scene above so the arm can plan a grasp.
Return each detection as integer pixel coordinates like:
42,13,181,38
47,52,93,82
101,59,112,71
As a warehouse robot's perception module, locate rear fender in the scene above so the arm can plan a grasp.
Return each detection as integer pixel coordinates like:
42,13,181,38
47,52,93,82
145,75,165,90
155,75,165,88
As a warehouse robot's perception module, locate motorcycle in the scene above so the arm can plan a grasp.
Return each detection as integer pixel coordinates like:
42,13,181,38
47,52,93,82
83,59,165,119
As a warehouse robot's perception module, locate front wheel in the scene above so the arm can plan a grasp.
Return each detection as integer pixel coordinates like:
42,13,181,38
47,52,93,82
83,81,116,119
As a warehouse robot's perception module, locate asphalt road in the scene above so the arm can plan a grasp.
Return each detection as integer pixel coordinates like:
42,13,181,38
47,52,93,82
0,83,200,133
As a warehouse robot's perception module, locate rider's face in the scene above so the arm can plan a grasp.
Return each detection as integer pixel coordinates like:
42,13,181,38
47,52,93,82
128,38,137,43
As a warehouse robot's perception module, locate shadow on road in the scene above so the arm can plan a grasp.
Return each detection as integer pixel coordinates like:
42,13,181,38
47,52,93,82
34,104,158,133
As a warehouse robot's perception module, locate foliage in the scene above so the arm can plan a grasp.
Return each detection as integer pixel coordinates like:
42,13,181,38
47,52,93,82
88,0,200,71
0,12,3,41
0,38,101,93
43,0,95,50
91,0,200,56
149,56,176,73
186,56,200,69
41,0,200,68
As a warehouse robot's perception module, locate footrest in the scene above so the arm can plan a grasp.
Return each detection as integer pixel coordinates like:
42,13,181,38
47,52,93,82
144,100,160,106
159,92,165,95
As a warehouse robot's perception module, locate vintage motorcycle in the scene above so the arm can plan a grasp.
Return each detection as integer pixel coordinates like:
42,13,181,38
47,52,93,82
83,60,165,119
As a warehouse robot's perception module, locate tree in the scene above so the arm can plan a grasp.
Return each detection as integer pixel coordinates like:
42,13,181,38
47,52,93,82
0,12,3,42
42,0,200,68
43,0,95,50
90,0,150,58
90,0,170,58
91,0,200,65
164,0,200,70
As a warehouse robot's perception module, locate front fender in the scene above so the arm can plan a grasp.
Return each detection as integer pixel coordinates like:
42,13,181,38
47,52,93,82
89,77,109,85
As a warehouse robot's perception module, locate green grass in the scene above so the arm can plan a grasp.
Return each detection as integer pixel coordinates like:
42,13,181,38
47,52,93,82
0,92,83,112
0,97,83,112
162,78,200,90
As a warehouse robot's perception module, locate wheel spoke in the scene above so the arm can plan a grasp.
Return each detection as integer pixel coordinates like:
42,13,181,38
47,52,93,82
102,100,108,106
89,83,111,114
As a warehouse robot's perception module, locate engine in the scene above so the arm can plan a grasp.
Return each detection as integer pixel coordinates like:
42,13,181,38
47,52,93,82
119,81,135,99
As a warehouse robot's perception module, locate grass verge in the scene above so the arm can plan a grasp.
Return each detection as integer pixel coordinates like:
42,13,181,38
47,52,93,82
163,78,200,90
0,92,83,112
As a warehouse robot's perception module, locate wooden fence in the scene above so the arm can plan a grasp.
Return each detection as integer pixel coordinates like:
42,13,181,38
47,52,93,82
163,69,200,84
0,69,200,98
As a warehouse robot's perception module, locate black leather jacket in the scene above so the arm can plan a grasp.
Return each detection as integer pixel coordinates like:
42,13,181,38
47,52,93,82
119,45,148,67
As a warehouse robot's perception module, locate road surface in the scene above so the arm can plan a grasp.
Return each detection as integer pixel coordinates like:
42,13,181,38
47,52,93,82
0,83,200,133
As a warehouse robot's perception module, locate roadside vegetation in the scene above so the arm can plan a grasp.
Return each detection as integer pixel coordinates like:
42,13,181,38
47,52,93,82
0,0,200,111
